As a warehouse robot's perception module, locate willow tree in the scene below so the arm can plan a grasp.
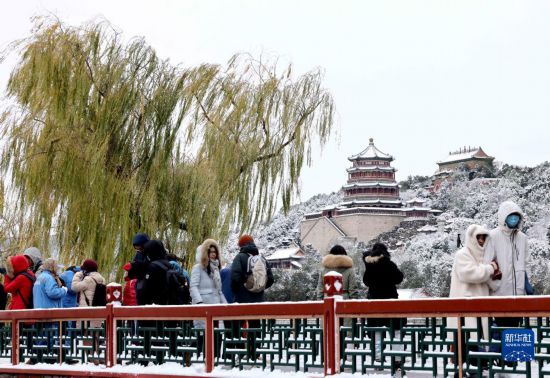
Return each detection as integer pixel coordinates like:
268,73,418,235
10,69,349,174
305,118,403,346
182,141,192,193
0,18,334,275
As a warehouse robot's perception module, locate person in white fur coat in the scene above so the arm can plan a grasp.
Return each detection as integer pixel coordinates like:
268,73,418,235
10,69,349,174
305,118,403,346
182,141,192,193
449,224,498,374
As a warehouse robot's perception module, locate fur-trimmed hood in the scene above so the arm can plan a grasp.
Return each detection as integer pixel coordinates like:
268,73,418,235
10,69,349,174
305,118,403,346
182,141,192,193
364,254,385,264
200,239,223,268
321,254,353,269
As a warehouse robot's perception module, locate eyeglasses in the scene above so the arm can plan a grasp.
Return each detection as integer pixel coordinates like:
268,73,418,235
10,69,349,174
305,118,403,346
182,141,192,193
476,235,487,241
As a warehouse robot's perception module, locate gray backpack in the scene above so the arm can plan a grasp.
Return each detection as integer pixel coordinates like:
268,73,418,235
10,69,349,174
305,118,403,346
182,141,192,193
245,255,268,293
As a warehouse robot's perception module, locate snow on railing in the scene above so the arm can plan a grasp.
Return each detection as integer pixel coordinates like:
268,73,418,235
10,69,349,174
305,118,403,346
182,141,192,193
0,296,549,377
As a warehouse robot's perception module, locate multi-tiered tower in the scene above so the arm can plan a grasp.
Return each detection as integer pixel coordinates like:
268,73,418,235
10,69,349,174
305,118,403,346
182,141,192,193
340,138,401,209
300,138,438,253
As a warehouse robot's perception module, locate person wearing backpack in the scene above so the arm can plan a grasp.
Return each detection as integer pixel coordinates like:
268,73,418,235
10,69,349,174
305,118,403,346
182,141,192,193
230,235,274,304
4,255,35,310
71,259,106,308
71,259,105,364
190,239,227,357
230,235,274,362
139,240,171,305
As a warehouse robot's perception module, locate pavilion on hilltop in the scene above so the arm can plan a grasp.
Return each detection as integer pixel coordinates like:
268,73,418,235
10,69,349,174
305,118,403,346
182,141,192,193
300,138,439,253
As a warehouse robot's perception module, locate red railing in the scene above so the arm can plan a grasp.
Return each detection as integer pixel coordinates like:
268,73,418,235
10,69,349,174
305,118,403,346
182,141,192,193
0,296,549,377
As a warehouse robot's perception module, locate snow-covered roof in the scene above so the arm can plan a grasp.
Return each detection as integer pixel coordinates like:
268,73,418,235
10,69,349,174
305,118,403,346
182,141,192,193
406,197,426,204
340,199,402,206
348,138,393,161
320,204,339,211
437,147,494,165
290,261,303,269
347,166,395,172
434,169,453,176
417,225,438,232
304,211,322,217
342,182,398,189
401,207,432,212
337,206,407,213
266,247,304,261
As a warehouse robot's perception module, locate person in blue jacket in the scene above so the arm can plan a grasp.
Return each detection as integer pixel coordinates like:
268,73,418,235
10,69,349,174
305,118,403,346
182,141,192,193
33,258,67,309
32,257,67,356
60,266,81,308
59,265,80,349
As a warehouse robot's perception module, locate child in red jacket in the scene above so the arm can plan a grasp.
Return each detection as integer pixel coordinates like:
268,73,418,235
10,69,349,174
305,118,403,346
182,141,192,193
4,255,36,309
122,263,137,306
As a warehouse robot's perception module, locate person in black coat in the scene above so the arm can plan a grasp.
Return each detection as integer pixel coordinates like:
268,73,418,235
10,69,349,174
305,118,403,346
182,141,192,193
230,235,274,304
363,243,403,302
230,234,274,361
136,240,174,364
363,242,404,366
140,240,171,306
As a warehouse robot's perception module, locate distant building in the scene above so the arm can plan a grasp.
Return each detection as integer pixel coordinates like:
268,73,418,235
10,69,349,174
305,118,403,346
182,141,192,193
431,146,495,191
265,243,305,270
301,139,439,253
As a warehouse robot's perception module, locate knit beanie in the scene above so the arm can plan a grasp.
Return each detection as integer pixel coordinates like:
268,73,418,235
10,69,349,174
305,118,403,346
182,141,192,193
238,234,254,247
81,259,98,272
132,233,150,247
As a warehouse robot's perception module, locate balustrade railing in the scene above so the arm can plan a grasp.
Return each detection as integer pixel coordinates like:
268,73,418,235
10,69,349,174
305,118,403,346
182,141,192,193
0,297,549,377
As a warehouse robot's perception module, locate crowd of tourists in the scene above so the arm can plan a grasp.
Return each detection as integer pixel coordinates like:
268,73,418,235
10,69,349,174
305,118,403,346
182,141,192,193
0,200,530,374
0,233,275,312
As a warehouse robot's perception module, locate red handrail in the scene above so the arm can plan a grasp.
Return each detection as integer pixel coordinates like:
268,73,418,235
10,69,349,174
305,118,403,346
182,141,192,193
0,296,548,376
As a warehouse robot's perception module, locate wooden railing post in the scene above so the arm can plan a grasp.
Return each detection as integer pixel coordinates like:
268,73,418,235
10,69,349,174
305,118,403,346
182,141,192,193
11,319,19,365
323,296,338,375
105,303,116,367
323,271,342,376
205,313,214,373
457,317,463,378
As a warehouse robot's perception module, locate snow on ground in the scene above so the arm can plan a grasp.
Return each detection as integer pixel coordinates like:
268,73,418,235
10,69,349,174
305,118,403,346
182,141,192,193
0,362,393,377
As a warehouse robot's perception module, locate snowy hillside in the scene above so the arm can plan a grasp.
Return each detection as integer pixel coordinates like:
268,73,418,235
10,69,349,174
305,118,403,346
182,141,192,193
226,162,550,299
224,192,343,259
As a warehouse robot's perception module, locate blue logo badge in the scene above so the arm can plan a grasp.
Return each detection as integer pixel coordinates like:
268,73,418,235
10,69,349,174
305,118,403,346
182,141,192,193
502,329,535,362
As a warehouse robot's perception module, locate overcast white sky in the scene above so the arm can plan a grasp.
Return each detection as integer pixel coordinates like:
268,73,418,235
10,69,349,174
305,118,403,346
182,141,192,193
2,1,550,203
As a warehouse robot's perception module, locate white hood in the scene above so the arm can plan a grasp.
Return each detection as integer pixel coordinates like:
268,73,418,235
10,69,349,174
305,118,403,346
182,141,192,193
465,224,489,262
497,200,524,232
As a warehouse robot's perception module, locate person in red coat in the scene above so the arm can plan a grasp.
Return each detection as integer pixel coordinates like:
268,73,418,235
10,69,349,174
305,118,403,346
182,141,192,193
4,255,36,309
122,263,137,306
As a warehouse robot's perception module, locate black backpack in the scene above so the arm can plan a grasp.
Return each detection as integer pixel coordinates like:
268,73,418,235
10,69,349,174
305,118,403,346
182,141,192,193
0,284,7,310
153,261,191,305
84,276,107,307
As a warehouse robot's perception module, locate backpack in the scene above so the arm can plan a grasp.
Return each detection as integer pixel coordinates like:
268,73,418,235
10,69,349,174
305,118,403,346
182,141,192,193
0,284,7,310
152,261,191,305
17,272,36,309
84,276,107,307
244,254,268,293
